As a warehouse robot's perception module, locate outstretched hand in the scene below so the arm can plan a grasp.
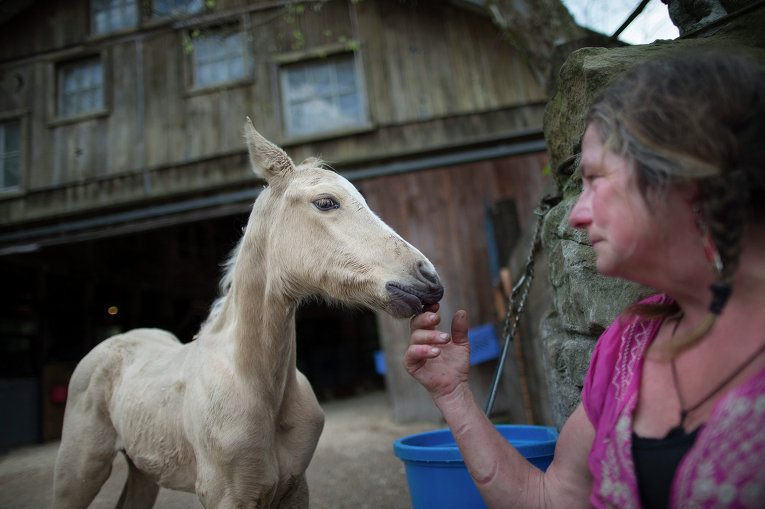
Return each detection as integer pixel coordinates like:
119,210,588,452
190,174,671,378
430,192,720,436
404,304,472,402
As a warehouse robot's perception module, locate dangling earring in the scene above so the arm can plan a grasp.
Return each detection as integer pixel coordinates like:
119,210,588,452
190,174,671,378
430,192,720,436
693,204,730,314
693,204,723,276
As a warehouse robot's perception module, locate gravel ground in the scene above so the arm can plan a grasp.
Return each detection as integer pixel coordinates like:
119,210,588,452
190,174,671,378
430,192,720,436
0,391,436,509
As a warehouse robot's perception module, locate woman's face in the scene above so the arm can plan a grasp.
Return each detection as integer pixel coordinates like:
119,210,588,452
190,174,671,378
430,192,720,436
568,125,676,282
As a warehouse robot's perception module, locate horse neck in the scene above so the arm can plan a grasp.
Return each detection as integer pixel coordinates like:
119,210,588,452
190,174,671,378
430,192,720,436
204,236,299,402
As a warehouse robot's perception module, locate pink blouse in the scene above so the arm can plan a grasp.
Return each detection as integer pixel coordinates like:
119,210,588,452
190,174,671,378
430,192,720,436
581,295,765,508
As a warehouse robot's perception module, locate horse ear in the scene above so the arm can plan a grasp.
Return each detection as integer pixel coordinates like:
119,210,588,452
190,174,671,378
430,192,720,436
244,117,294,182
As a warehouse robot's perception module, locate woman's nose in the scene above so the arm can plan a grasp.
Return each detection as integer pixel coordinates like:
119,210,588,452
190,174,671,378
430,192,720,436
568,195,591,230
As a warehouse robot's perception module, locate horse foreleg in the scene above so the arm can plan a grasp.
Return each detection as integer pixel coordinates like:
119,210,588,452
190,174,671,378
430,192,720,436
115,452,159,509
52,425,117,509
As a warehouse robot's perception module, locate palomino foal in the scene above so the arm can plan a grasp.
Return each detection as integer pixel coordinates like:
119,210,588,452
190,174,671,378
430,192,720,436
52,119,444,509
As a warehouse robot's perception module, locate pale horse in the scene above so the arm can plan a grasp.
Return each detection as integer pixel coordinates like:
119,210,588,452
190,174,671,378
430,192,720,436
52,118,444,509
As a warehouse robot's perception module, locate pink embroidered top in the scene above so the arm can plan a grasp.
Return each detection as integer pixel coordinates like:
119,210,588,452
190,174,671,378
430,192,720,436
581,294,765,508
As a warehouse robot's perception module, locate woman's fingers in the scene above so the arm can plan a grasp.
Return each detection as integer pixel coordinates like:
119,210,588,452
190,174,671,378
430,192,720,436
410,328,450,346
450,310,470,346
410,310,441,332
406,343,442,361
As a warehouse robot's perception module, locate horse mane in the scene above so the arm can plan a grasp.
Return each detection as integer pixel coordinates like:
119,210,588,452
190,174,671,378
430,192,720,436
198,232,245,335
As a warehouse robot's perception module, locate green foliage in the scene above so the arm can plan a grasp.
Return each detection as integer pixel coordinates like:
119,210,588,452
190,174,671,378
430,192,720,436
182,28,202,54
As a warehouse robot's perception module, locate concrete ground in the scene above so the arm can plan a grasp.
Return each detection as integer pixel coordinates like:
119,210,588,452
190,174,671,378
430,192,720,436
0,391,437,509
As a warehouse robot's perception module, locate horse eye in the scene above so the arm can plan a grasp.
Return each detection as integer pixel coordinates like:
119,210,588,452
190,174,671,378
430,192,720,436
313,197,340,211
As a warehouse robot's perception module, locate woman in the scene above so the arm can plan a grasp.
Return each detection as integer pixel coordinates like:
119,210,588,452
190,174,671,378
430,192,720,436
405,51,765,508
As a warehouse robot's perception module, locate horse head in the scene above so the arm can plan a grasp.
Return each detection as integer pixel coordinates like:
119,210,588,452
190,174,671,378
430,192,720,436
243,118,443,318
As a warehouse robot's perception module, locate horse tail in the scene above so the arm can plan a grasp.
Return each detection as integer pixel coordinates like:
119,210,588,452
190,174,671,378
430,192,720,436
114,451,159,509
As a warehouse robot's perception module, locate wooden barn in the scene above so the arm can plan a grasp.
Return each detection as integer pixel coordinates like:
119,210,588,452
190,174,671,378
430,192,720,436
0,0,550,448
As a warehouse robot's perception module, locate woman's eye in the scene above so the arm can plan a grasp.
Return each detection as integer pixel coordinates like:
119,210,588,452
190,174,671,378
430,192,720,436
582,173,600,186
313,197,340,211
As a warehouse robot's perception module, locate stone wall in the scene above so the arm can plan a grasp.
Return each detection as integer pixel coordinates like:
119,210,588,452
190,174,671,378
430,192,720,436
538,2,765,428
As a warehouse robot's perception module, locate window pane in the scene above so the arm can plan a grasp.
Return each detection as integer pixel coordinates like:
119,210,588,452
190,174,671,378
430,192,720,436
82,66,94,88
228,57,244,81
335,60,356,91
311,65,332,97
93,87,104,111
122,3,137,26
109,9,120,30
94,11,108,32
154,0,203,17
197,62,213,87
1,122,21,189
224,32,239,55
63,70,78,94
4,123,20,152
3,155,20,189
289,102,309,136
287,68,308,99
211,60,225,82
86,62,100,87
339,93,360,122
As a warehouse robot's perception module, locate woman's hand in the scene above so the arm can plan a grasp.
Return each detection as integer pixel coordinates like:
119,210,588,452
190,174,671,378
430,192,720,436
404,304,472,403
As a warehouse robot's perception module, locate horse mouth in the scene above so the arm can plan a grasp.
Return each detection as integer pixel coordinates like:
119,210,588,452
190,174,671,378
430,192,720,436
385,281,444,318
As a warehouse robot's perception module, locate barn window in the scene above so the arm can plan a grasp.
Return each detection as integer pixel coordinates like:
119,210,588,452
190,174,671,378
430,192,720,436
0,120,21,191
153,0,204,18
57,58,105,118
190,27,246,88
280,53,369,138
91,0,138,34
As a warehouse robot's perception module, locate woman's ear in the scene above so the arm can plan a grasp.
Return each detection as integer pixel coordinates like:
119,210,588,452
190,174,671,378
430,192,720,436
678,181,701,203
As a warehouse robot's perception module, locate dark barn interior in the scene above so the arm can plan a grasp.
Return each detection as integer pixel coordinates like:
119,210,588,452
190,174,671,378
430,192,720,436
0,213,383,449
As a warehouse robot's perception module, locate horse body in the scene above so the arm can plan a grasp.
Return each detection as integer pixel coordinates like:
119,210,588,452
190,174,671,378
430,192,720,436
53,119,443,509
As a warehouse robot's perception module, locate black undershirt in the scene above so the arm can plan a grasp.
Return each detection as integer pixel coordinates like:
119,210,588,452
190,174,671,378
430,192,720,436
632,426,702,509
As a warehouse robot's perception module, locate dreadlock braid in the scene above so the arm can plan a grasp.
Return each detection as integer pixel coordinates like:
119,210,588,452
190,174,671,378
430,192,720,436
701,170,750,288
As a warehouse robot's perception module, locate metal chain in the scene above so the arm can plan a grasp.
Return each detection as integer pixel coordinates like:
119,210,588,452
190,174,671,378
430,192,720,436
484,195,560,416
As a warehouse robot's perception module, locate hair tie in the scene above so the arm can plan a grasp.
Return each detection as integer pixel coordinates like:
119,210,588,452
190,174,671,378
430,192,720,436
709,283,732,314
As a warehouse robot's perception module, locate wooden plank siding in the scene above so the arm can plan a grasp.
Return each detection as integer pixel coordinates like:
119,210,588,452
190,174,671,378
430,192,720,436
357,151,548,421
0,0,546,229
0,0,551,424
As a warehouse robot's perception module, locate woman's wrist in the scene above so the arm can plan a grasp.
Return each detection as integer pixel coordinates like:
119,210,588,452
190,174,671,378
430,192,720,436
432,381,478,421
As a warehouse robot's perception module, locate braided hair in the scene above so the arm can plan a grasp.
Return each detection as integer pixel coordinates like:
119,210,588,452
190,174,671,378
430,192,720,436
585,50,765,355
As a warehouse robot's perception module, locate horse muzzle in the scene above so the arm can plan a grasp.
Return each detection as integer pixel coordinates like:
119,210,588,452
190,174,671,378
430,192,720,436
385,263,444,318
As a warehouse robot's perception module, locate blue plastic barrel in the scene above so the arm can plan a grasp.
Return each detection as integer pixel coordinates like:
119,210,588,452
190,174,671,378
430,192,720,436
393,424,558,509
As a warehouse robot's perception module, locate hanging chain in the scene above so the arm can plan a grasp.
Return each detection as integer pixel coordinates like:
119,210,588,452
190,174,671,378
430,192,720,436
484,194,561,416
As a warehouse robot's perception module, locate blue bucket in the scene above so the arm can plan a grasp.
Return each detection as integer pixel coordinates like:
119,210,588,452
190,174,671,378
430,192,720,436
393,425,558,509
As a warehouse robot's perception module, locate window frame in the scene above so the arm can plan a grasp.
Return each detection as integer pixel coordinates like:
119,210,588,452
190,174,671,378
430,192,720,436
277,48,371,142
50,54,110,125
186,23,251,93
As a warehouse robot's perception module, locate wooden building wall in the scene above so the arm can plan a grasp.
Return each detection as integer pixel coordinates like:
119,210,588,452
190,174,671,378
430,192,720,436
0,0,546,229
358,151,549,421
0,0,552,434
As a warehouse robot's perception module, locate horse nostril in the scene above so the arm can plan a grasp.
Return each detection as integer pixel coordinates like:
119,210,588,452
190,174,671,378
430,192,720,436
417,261,441,286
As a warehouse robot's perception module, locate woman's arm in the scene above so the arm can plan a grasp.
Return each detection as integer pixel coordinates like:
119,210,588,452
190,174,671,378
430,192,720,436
405,308,594,508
